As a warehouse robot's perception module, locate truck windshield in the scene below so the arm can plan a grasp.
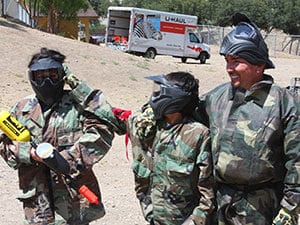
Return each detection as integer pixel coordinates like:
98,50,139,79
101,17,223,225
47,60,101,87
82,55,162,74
189,33,200,43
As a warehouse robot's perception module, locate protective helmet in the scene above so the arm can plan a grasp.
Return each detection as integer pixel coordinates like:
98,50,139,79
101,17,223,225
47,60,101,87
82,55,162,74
28,48,65,106
220,13,274,69
146,74,194,120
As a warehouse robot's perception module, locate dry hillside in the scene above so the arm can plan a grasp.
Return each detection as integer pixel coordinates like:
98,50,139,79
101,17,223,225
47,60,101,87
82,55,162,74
0,17,300,225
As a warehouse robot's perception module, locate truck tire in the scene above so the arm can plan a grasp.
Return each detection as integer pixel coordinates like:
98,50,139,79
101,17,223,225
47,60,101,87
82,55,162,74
199,52,207,64
181,57,187,63
144,48,156,59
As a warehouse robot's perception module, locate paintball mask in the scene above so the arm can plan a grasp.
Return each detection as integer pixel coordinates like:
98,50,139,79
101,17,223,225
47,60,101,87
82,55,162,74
220,13,274,69
29,57,65,106
146,75,193,120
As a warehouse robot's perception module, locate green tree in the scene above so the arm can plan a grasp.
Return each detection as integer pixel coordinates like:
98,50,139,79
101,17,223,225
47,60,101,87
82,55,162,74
121,0,148,8
278,0,300,34
89,0,121,17
38,0,89,33
120,0,212,24
117,0,299,35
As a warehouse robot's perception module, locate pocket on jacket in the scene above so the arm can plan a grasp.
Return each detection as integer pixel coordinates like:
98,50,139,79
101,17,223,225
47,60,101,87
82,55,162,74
166,160,195,196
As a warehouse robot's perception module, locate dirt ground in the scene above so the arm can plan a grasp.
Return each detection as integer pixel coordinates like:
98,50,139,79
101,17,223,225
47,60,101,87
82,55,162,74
0,17,300,225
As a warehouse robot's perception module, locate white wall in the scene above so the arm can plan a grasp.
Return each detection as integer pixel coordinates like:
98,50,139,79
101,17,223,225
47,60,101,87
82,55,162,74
3,0,30,26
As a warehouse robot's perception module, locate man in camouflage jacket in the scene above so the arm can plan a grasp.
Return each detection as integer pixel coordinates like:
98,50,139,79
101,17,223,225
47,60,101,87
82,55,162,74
128,72,215,225
0,48,125,225
195,13,300,224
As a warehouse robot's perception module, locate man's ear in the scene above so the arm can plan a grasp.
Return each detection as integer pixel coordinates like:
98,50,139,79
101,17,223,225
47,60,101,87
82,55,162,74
254,64,266,77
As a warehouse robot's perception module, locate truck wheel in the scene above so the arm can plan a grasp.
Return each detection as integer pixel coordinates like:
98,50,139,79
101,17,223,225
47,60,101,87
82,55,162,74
181,57,187,63
199,52,207,64
145,48,156,59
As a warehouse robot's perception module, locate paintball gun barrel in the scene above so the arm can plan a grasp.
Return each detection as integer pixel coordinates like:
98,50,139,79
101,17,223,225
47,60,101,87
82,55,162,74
0,110,99,205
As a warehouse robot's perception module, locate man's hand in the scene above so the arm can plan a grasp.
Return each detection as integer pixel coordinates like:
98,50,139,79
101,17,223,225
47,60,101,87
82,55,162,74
30,147,43,162
272,208,298,225
63,63,80,89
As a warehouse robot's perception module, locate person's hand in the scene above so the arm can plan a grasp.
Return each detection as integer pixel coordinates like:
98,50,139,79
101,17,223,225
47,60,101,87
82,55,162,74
30,147,43,162
272,208,298,225
0,133,10,143
63,63,80,89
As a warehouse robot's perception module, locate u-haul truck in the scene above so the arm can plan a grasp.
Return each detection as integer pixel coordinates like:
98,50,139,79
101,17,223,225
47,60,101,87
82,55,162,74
105,6,210,64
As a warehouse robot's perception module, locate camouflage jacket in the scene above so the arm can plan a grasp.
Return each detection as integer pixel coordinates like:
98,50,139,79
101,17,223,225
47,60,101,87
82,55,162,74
0,80,125,207
198,74,300,212
128,113,215,225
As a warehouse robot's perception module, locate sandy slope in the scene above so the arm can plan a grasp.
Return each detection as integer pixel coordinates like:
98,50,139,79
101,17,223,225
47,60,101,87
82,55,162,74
0,17,300,225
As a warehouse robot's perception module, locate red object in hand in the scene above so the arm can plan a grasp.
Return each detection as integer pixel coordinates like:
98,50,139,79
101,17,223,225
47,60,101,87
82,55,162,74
112,108,132,121
78,185,99,205
112,107,132,160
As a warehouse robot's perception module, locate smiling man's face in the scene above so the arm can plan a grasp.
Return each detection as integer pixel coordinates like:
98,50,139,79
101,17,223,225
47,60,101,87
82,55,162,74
225,55,265,90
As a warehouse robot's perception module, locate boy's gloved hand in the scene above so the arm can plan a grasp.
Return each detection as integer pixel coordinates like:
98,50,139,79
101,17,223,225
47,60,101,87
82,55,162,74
63,63,80,89
272,208,298,225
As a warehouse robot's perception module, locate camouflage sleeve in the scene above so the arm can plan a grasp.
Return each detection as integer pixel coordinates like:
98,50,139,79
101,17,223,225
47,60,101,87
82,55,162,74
129,104,156,147
133,172,153,223
192,130,215,225
65,110,115,171
62,69,123,170
0,135,32,169
64,65,127,135
127,111,154,223
281,92,300,213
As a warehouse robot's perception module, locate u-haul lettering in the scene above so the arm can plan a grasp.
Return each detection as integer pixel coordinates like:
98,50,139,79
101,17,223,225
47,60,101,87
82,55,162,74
165,16,186,24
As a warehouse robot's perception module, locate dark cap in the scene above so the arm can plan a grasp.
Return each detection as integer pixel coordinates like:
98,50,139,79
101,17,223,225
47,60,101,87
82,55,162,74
219,13,275,69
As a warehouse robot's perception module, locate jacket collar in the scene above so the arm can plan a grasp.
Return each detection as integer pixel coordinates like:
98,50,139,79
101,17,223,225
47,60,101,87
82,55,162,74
230,74,274,107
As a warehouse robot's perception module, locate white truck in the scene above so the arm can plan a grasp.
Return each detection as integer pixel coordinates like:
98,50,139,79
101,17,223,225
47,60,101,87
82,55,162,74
105,6,210,64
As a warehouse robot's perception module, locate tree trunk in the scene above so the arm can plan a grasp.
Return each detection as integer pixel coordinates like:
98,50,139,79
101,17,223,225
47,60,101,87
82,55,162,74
54,11,60,34
47,4,55,33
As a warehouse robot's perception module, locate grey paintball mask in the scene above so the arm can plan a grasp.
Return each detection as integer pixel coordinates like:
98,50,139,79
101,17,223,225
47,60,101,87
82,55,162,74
220,13,274,69
146,75,193,120
29,57,65,106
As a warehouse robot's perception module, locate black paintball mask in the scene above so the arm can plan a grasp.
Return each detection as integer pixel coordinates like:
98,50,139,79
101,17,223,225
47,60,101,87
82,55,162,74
146,75,193,120
220,13,274,69
28,57,65,106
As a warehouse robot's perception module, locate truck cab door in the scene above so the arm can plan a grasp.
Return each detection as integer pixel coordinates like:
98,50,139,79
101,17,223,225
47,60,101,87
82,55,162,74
184,28,202,58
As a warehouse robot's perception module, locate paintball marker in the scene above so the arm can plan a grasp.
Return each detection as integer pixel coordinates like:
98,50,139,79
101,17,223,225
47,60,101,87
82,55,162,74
0,110,99,205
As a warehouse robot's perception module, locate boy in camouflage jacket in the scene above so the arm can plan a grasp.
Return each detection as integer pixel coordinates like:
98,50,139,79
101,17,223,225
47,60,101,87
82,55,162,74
127,72,215,225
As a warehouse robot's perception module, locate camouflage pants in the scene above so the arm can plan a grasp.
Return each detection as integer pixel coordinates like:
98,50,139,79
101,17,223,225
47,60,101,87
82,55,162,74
215,184,281,225
22,189,105,225
22,171,105,225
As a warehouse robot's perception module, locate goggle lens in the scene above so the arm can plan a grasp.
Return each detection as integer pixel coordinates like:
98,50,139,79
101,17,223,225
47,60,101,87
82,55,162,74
31,68,61,85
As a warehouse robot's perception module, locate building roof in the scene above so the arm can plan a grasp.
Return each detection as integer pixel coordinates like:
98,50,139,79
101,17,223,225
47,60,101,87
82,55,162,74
77,2,98,18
